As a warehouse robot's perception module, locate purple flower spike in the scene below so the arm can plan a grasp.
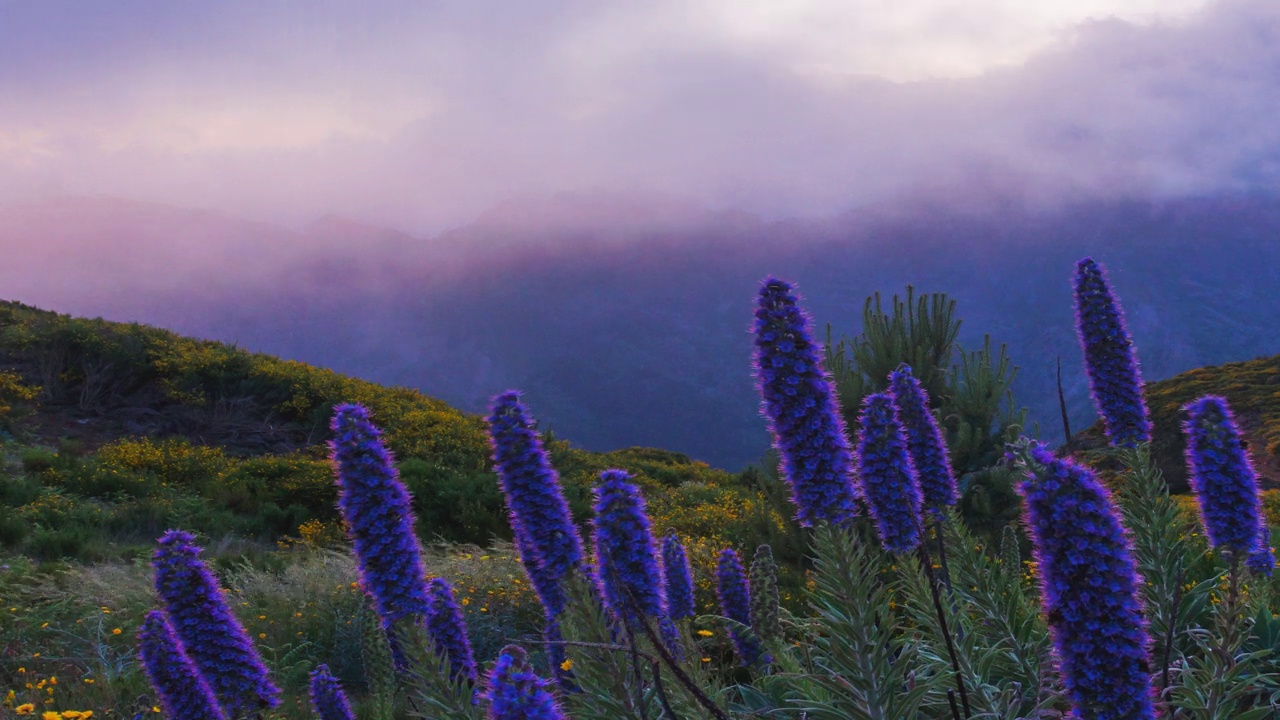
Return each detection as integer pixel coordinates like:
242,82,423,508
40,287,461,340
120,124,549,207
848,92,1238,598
330,404,432,625
1184,395,1264,558
752,277,859,526
138,610,227,720
856,392,924,553
1248,526,1275,577
485,645,568,720
309,664,356,720
1018,447,1154,720
593,469,666,625
716,549,761,666
488,391,584,619
152,530,280,716
889,365,957,518
425,577,478,684
661,533,696,621
1073,258,1151,447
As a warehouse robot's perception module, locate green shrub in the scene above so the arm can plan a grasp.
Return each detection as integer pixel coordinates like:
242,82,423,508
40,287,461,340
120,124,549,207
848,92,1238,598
20,446,58,473
0,473,41,507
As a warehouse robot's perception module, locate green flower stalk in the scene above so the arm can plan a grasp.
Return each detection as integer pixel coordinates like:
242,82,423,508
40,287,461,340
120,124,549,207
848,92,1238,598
749,544,781,645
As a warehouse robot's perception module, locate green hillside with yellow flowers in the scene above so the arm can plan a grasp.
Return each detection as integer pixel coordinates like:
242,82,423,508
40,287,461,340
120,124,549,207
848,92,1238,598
1073,352,1280,494
0,300,793,572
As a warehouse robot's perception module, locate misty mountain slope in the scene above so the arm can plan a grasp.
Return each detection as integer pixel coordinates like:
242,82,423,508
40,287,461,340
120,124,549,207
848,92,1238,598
3,193,1279,469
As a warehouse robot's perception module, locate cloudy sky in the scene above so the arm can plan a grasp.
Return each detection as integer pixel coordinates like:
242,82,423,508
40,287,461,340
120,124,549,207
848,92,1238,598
1,0,1275,233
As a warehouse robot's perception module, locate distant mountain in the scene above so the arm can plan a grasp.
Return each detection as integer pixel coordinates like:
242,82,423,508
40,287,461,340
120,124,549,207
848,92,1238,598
4,193,1280,470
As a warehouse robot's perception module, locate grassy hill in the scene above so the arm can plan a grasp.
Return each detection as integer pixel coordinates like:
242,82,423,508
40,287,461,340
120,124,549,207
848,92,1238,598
1074,353,1280,493
0,300,792,570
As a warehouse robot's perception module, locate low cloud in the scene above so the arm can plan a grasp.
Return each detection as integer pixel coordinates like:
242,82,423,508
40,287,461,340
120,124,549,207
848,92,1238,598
0,0,1273,234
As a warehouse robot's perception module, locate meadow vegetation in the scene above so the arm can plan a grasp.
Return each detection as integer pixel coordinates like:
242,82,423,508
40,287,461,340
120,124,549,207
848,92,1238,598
0,256,1278,718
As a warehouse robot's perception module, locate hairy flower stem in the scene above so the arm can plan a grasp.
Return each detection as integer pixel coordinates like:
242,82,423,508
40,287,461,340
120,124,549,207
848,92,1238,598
917,535,972,719
622,592,734,720
934,519,954,597
533,634,731,720
1159,567,1185,707
1216,557,1246,668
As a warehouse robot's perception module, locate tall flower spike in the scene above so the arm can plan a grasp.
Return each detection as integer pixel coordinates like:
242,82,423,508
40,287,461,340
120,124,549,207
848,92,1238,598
1248,526,1275,577
889,365,958,518
752,277,859,526
488,391,584,619
1183,395,1263,557
152,531,280,716
856,392,924,553
1018,446,1154,720
661,533,696,621
309,664,356,720
716,549,761,666
593,469,666,625
1073,257,1151,447
749,545,781,645
425,577,478,684
485,645,568,720
137,610,227,720
331,404,432,626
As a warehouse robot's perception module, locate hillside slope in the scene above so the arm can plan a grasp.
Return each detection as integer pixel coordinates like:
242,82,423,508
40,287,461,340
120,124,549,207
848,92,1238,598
1074,352,1280,493
6,194,1280,470
0,301,787,564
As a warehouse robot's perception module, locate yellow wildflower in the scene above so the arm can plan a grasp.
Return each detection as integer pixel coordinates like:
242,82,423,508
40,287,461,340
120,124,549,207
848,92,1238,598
16,704,35,715
560,659,573,672
111,628,121,635
696,630,714,637
42,711,61,720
